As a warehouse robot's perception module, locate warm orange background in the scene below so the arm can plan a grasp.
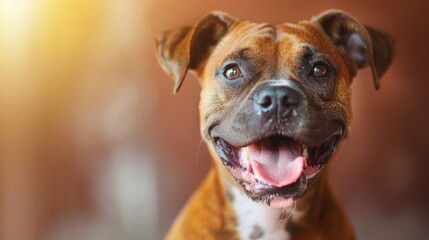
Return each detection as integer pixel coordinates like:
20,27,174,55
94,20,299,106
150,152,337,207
1,0,428,239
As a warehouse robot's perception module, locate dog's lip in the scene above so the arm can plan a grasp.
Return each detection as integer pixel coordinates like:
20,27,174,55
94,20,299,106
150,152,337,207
210,126,343,152
209,123,344,149
210,128,343,202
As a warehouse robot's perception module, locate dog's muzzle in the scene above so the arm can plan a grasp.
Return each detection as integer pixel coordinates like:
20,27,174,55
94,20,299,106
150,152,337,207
209,79,344,206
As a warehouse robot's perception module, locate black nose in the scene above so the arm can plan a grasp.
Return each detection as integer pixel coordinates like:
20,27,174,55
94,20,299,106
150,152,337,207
253,86,301,118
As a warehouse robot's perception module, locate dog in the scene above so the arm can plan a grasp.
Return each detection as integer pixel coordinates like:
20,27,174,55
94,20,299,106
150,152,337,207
154,10,394,239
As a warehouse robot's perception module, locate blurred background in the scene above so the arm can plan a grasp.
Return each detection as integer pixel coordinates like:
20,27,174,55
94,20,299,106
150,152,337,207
1,0,428,239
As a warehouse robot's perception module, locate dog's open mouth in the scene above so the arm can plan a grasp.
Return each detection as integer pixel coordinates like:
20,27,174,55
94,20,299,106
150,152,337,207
212,130,342,206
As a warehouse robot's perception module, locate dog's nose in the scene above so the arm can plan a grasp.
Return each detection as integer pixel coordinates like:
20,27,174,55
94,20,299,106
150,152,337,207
253,86,301,118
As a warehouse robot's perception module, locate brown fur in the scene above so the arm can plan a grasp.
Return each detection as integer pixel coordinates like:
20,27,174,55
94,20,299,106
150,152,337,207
155,10,394,239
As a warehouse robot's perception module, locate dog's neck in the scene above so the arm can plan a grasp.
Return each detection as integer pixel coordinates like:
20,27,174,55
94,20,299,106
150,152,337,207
227,184,294,239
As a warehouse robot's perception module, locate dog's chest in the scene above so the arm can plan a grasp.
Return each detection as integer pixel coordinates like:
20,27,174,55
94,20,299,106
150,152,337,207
230,187,292,240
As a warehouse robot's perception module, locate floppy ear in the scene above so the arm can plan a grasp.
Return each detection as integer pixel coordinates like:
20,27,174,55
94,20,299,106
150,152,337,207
154,11,236,93
313,10,395,90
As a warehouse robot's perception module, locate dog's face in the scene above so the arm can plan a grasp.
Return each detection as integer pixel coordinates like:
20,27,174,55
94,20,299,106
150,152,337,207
200,21,350,206
155,10,394,207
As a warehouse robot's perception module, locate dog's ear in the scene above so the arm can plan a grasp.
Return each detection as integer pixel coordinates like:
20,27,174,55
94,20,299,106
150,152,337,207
313,10,395,90
154,11,236,93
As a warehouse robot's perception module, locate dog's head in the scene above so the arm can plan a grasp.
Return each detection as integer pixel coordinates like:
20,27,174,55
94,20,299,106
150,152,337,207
154,10,394,207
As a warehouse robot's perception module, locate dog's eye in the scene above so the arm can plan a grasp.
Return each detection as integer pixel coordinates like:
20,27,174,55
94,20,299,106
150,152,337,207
223,65,242,80
312,63,328,78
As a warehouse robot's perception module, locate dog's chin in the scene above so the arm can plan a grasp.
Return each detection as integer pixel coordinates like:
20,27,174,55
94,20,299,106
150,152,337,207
212,130,343,207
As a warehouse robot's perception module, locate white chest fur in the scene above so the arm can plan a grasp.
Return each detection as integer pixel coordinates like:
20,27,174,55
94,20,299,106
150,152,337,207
230,186,295,240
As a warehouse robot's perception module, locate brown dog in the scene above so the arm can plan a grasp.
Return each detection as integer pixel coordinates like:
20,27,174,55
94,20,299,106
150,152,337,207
154,10,394,239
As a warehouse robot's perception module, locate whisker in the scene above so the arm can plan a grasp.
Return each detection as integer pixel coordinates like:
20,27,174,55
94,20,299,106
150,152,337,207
194,138,206,165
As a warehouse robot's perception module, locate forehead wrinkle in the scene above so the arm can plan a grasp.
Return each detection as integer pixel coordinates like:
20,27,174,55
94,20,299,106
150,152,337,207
222,48,251,62
275,22,309,43
211,24,263,60
283,22,306,30
278,22,335,56
230,22,277,44
216,24,278,65
254,23,277,40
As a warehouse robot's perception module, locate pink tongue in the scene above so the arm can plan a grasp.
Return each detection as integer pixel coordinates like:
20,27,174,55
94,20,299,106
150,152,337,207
242,139,304,188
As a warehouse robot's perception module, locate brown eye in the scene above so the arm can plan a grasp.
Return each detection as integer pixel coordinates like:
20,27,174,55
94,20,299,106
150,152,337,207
312,64,328,77
223,65,242,80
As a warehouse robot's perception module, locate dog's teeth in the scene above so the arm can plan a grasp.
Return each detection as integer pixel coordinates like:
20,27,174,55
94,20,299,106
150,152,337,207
302,146,309,159
241,147,249,162
292,109,297,117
